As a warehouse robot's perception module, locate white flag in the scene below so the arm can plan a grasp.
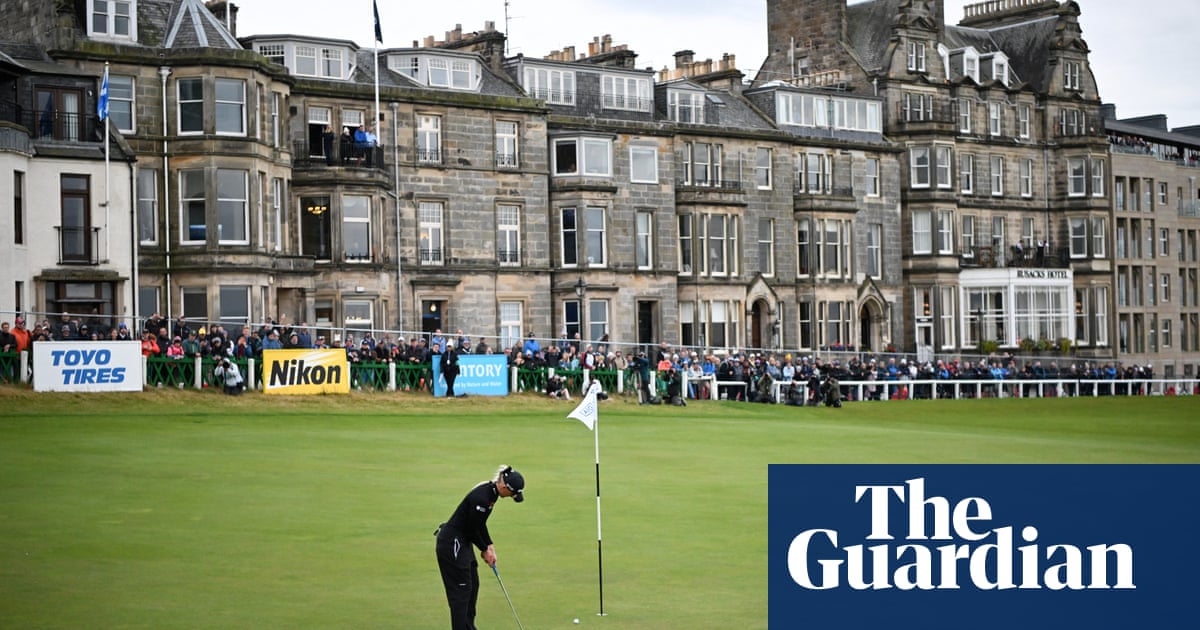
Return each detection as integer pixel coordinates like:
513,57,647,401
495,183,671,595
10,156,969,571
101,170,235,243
568,382,602,430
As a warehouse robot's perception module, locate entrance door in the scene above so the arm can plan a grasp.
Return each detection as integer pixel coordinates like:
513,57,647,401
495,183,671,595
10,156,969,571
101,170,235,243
637,301,654,357
916,323,934,364
751,301,766,350
421,300,444,340
860,308,873,351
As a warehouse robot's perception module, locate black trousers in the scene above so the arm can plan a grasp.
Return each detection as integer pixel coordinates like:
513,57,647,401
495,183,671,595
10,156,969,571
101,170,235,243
436,532,479,630
444,370,458,397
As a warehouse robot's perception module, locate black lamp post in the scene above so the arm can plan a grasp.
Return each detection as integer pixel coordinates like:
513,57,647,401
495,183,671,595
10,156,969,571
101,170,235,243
574,278,587,342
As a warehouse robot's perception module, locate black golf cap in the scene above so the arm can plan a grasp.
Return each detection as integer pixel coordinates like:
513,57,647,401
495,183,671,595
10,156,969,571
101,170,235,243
503,469,525,503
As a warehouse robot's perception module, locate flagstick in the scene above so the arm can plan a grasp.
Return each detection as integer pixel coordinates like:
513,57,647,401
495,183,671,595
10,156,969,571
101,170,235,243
594,405,605,617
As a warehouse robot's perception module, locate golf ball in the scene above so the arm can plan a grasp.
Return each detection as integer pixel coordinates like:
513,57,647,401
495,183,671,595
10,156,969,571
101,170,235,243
573,619,580,624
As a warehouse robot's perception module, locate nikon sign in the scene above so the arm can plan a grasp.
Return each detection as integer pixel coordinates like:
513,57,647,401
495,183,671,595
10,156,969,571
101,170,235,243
262,349,350,395
768,465,1199,629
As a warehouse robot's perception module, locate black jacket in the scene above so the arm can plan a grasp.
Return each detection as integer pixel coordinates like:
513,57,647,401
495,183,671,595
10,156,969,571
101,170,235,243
440,481,498,551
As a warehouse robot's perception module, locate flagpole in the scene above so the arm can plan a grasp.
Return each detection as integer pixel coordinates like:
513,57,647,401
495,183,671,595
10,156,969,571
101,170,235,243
102,62,111,262
594,403,605,617
568,382,607,616
372,0,381,141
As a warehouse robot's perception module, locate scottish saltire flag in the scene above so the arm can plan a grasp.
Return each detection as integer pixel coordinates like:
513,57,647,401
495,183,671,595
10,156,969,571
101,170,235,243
97,66,109,121
568,382,602,430
373,0,383,43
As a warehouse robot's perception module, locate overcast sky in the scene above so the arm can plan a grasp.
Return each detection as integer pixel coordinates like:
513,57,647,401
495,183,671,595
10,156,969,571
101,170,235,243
235,0,1200,128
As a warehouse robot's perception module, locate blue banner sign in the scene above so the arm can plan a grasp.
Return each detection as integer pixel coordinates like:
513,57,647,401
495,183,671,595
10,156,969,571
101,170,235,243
768,465,1200,629
432,354,509,397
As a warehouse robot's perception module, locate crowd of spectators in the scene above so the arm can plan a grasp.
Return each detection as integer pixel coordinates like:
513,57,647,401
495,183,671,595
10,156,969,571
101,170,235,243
1108,133,1200,165
4,314,1191,399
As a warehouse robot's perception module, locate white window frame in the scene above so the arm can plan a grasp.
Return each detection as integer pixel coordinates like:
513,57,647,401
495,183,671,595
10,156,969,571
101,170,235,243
214,78,246,136
1067,157,1086,197
135,167,158,246
1064,61,1081,91
960,154,974,194
910,147,930,188
912,211,932,255
417,114,442,163
1020,158,1034,198
177,77,203,135
797,218,811,277
496,120,519,168
1018,105,1030,139
758,218,775,277
561,207,578,267
990,156,1004,197
668,90,706,123
1095,287,1109,346
88,0,136,40
1091,159,1105,197
216,169,249,245
524,66,575,105
801,152,831,194
866,158,880,197
497,204,521,266
584,206,607,267
961,215,975,257
109,75,135,133
988,102,1002,136
180,169,205,244
963,49,979,82
935,145,952,189
630,145,658,184
295,46,317,76
867,223,882,279
992,56,1009,87
686,142,723,187
419,201,444,266
755,148,773,190
342,194,371,262
1069,217,1087,259
907,41,926,72
499,301,523,350
959,98,972,133
601,74,651,112
553,137,613,177
636,210,654,270
940,286,956,349
937,209,954,255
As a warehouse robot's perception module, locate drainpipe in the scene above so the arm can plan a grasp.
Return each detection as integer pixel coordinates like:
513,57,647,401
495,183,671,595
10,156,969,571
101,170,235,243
390,101,403,332
159,66,172,321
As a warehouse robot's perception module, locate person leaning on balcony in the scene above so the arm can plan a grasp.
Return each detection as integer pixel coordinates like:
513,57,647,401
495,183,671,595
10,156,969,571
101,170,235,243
322,125,336,165
141,330,160,357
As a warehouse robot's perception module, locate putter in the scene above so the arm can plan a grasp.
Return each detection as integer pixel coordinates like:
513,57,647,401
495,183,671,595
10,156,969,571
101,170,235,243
491,564,527,630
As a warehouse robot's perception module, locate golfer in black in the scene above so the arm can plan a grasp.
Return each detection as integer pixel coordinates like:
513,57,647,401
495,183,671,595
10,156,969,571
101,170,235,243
436,465,525,629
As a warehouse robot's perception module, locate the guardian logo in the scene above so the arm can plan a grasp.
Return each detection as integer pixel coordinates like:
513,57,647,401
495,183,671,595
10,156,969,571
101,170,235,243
788,477,1135,592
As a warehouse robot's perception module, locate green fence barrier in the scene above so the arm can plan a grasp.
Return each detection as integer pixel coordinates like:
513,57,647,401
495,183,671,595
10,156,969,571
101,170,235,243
0,351,21,385
351,362,392,391
395,363,432,392
515,366,546,393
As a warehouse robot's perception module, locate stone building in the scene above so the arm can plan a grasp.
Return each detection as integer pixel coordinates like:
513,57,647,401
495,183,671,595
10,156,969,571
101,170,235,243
757,0,1113,362
0,36,136,328
1103,107,1200,378
1,0,1192,375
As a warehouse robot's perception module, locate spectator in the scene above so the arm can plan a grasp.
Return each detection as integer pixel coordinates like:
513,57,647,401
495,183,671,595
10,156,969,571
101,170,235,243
261,329,283,351
213,358,244,395
141,330,160,357
166,336,185,360
522,332,541,357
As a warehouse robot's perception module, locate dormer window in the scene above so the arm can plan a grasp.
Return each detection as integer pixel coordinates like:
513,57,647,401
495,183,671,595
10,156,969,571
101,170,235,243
992,54,1009,87
907,41,927,72
962,48,979,82
668,90,705,123
392,54,482,91
1063,61,1081,91
89,0,137,41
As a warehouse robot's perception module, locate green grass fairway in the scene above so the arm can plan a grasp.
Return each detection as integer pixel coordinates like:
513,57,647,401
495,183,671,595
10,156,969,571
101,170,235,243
2,389,1198,629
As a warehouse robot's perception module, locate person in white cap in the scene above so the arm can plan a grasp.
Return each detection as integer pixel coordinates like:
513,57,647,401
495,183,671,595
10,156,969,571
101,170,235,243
436,465,525,630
